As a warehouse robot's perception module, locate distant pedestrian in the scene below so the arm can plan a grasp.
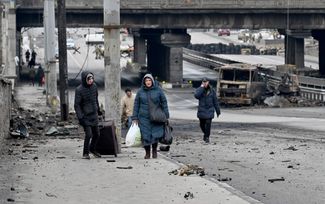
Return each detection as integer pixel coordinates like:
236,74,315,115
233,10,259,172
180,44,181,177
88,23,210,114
121,87,135,128
93,45,101,59
28,58,35,69
132,74,169,159
74,71,102,159
31,50,37,63
29,68,36,86
36,65,45,87
25,50,30,63
194,77,221,143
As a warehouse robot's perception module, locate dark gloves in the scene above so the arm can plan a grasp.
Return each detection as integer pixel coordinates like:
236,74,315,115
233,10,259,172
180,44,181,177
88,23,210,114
98,110,103,116
217,111,221,118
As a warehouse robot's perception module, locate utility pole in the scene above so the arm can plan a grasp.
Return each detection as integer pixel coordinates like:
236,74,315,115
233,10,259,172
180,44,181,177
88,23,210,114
44,0,57,107
103,0,121,153
57,0,69,121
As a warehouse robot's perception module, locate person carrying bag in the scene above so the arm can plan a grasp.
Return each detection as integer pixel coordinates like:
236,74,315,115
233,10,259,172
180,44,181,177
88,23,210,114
132,74,169,159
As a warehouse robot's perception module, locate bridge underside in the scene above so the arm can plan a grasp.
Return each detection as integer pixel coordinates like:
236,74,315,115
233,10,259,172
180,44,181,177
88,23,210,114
16,9,325,29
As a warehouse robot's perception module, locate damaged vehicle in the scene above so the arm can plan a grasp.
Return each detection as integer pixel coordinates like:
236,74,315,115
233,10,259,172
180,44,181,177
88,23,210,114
259,64,300,96
217,63,266,105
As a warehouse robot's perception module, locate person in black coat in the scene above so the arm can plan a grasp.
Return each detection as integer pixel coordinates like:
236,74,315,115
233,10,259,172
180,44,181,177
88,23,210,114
74,71,102,159
25,50,30,63
36,65,45,87
194,77,221,143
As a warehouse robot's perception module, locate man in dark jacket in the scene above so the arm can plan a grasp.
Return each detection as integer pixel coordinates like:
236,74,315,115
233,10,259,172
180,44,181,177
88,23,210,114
194,77,221,143
74,71,102,159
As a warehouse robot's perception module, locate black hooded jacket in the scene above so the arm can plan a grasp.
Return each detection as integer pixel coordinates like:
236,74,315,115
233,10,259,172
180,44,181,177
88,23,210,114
194,85,221,119
74,71,100,126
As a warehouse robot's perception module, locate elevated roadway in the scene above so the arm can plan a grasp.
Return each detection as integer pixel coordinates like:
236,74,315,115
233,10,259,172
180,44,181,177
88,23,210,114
15,0,325,29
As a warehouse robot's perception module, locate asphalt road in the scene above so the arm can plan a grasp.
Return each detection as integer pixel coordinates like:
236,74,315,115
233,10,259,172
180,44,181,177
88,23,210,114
160,86,325,204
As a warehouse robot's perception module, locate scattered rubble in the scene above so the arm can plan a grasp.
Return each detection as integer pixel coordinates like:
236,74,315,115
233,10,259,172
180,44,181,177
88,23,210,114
45,193,57,198
169,164,205,176
284,146,298,151
184,191,194,200
217,174,232,182
268,177,285,183
10,98,82,140
264,95,291,107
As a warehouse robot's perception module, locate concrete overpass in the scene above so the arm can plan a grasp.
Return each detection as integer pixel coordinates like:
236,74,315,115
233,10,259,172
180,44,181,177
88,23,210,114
2,0,325,85
15,0,325,29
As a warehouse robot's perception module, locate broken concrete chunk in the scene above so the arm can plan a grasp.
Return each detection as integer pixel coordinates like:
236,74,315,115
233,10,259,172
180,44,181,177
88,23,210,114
37,116,44,122
10,122,29,138
46,127,70,136
46,127,58,136
184,192,194,200
264,95,290,107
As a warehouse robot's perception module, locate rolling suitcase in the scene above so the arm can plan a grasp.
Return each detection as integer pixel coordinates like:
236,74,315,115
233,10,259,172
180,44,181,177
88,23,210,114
95,120,118,157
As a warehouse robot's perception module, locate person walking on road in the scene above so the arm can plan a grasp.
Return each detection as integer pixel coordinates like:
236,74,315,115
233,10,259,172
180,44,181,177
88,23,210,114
35,65,45,87
132,74,169,159
194,77,221,143
25,50,30,63
29,68,36,86
31,50,37,63
74,71,102,159
121,87,135,128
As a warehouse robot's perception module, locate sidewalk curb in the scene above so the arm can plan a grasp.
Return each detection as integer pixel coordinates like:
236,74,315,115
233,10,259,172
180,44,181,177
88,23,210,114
158,152,263,204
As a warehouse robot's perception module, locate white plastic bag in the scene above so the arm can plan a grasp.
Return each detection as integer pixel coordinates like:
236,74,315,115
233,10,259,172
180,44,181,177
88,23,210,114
125,124,142,147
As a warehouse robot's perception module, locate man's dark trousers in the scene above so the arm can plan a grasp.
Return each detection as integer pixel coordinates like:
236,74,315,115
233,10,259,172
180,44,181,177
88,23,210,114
83,125,100,155
199,118,212,142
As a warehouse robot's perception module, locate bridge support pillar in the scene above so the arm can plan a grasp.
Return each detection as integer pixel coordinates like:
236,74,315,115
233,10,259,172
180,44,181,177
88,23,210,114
285,36,295,65
312,30,325,76
285,36,304,68
319,38,325,76
294,38,305,69
145,31,190,84
165,46,183,83
133,32,146,66
284,30,310,69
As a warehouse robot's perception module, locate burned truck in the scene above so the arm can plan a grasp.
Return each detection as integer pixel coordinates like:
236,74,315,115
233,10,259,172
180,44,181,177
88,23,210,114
217,63,266,105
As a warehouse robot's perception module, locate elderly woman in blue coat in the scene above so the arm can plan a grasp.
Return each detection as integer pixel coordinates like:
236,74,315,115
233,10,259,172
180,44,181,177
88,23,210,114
132,74,169,159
